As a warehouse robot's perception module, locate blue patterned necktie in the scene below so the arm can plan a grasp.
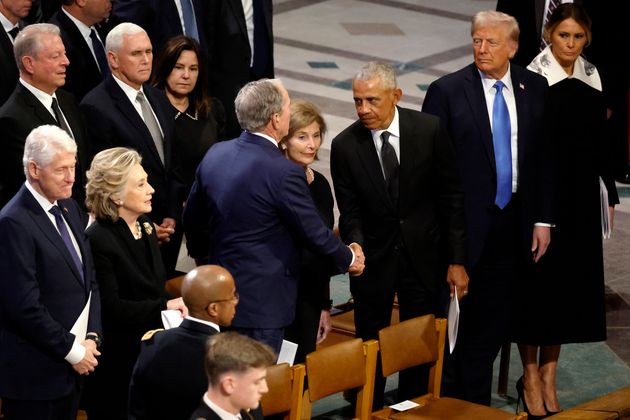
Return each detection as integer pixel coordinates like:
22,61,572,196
181,0,199,41
492,81,512,209
49,205,84,283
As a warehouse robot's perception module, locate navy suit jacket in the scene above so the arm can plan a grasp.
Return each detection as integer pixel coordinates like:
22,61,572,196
0,83,90,210
80,76,183,221
422,63,552,267
129,319,218,420
183,132,353,329
111,0,207,55
0,186,100,400
49,10,105,102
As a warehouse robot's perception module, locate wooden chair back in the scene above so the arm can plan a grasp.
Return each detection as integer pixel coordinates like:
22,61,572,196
260,363,305,420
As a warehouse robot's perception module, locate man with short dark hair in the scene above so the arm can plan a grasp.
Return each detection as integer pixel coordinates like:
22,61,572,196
0,124,101,420
129,265,240,420
0,0,31,105
0,22,90,210
183,78,364,354
49,0,112,101
188,332,275,420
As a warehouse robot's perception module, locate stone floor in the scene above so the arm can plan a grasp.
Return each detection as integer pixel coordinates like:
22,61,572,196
267,0,630,416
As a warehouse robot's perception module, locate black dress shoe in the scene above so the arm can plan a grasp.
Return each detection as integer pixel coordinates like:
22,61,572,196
516,376,548,420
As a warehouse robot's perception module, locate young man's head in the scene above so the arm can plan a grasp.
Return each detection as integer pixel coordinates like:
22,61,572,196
204,332,276,413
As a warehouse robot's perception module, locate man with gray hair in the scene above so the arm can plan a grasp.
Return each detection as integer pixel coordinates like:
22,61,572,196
0,22,90,210
80,22,184,276
183,78,364,353
330,61,467,409
0,124,101,420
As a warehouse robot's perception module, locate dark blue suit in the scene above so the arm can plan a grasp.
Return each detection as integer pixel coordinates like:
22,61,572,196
422,63,551,404
183,132,352,334
0,186,100,402
128,319,218,420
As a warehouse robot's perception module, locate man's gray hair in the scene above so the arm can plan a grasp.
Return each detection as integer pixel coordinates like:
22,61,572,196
23,125,77,176
235,79,285,132
354,62,397,90
13,23,61,72
106,22,147,53
471,10,520,43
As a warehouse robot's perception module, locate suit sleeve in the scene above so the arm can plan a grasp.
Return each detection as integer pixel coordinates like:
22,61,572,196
0,115,30,205
182,171,211,261
0,217,76,360
276,167,352,274
330,137,364,246
422,82,451,127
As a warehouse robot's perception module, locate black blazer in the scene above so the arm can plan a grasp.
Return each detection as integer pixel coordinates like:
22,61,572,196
129,319,219,420
80,76,184,221
188,401,262,420
330,106,466,294
49,10,105,102
0,83,90,209
422,63,552,267
0,187,100,400
204,0,274,138
0,28,19,106
111,0,208,55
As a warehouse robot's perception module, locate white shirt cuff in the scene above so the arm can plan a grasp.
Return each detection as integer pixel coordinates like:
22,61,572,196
64,341,86,365
534,222,555,227
348,246,356,266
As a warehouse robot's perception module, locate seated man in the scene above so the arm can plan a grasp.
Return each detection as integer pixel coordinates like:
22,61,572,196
129,265,239,420
188,332,275,420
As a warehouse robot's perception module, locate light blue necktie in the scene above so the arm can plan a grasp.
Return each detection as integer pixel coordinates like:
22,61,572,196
181,0,199,41
492,81,512,209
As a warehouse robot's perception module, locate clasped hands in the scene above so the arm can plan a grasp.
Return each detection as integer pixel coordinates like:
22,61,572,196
72,336,101,376
348,242,365,276
154,217,177,244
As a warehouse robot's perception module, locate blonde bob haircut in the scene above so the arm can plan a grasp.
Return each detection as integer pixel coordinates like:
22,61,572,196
279,99,327,159
85,147,142,222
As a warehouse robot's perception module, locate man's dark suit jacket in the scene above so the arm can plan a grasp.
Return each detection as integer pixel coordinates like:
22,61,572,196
188,401,260,420
422,63,552,267
0,27,19,106
0,187,100,400
111,0,207,55
49,10,105,101
331,106,466,295
183,131,352,329
80,76,183,222
0,83,90,209
205,0,274,138
128,319,218,420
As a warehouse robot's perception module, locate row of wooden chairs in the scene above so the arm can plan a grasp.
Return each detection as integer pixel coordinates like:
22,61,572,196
261,314,526,420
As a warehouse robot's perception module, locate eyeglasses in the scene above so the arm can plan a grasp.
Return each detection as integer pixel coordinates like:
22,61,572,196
209,292,239,304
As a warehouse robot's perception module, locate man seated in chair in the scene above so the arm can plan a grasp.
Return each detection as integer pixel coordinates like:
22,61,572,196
189,332,275,420
129,265,239,420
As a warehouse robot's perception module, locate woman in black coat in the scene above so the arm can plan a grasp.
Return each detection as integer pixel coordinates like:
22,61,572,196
83,147,188,420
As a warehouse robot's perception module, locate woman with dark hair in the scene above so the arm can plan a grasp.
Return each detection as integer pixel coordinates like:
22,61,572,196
151,35,225,192
513,4,619,418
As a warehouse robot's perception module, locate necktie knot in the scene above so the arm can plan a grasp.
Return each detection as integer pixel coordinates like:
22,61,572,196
8,26,19,40
137,91,146,102
49,205,61,217
381,131,391,144
493,80,505,93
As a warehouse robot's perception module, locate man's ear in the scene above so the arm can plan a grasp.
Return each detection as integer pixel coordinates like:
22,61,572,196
220,374,235,395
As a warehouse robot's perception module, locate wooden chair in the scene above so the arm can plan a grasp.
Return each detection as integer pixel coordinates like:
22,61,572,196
372,315,526,420
570,384,630,419
164,274,185,298
260,363,305,420
546,410,618,419
302,338,378,420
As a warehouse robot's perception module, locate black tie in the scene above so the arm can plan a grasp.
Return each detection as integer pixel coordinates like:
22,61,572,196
51,98,73,138
380,131,399,205
90,28,110,77
8,26,19,41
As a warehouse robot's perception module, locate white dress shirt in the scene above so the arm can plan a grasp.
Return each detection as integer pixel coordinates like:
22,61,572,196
371,107,401,179
19,78,75,138
112,75,164,137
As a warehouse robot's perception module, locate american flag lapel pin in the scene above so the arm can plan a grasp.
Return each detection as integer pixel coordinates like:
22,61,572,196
63,206,69,213
519,83,525,90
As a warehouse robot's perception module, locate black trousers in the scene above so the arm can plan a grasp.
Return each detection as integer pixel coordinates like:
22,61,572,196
352,247,440,409
2,384,81,420
441,201,521,405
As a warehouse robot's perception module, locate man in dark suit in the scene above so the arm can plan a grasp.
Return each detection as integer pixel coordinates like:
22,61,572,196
422,10,552,405
330,61,467,409
188,332,274,420
80,22,184,275
0,23,90,210
183,79,364,353
0,124,101,420
205,0,274,139
48,0,112,101
129,265,239,420
0,0,32,106
111,0,207,55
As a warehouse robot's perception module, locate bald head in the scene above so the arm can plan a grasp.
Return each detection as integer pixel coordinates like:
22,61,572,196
181,265,238,326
